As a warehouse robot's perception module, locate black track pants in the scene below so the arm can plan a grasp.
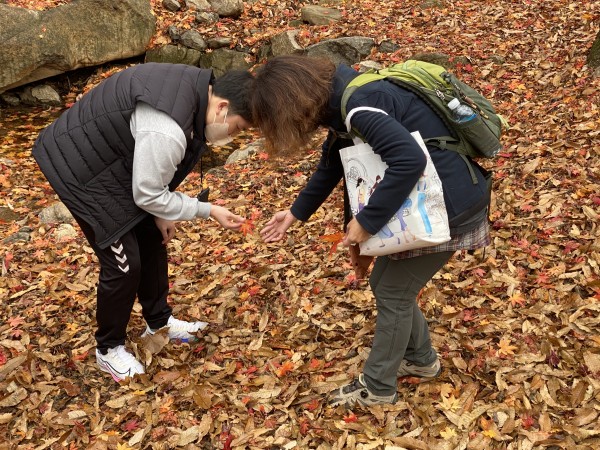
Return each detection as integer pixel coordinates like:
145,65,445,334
74,214,172,351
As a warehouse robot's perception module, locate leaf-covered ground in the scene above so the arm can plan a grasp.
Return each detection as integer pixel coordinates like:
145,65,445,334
1,1,600,449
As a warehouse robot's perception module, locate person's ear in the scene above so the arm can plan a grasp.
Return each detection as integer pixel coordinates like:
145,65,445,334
216,100,229,114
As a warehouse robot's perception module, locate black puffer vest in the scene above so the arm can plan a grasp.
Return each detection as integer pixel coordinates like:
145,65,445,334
32,63,213,249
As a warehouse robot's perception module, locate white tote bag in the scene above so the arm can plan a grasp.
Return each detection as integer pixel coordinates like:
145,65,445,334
340,107,451,256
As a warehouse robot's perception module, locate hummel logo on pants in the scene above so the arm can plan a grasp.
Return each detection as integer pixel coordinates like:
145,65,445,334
111,241,129,273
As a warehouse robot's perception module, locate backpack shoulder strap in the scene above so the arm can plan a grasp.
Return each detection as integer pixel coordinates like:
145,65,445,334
340,71,387,121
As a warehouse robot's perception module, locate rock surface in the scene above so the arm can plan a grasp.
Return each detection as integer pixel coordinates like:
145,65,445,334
0,0,155,93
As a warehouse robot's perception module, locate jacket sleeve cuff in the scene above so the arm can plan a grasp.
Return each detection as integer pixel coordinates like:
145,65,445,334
196,201,211,219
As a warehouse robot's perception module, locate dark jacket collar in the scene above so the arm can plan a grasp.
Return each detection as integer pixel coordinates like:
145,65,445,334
194,69,215,142
325,64,360,133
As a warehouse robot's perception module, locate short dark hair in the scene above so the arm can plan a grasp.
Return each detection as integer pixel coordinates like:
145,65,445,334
212,70,254,124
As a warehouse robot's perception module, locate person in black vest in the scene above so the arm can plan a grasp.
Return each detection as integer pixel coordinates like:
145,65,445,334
250,56,491,407
32,63,254,382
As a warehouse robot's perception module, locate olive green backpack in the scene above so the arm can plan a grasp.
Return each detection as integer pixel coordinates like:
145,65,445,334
340,60,509,167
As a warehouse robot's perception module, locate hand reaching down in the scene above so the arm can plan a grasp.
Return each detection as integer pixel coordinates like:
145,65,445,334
260,210,297,242
209,205,246,230
154,217,176,244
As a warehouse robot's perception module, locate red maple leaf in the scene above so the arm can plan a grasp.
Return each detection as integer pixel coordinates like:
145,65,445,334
309,358,321,369
562,241,580,254
521,414,536,430
536,272,551,286
122,419,140,432
304,398,319,411
247,285,261,296
472,268,486,277
520,203,534,212
8,316,24,327
462,309,476,322
222,431,233,450
299,419,310,436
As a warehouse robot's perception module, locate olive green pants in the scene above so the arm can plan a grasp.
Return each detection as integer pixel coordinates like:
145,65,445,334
363,251,455,395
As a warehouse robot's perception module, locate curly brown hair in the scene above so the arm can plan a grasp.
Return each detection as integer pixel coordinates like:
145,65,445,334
250,55,336,156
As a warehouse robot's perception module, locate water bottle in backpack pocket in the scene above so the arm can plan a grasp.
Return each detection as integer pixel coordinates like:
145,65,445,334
453,111,503,158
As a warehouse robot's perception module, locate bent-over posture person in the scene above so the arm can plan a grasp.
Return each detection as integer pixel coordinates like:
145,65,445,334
32,63,253,382
251,55,491,407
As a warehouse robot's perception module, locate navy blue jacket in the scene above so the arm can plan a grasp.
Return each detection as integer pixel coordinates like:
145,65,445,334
290,64,490,236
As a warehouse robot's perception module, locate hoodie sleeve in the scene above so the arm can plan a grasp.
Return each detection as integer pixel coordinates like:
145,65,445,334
130,102,211,220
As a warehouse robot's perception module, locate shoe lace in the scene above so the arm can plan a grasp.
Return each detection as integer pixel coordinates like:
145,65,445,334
168,316,207,332
111,346,138,365
342,377,366,394
168,317,196,331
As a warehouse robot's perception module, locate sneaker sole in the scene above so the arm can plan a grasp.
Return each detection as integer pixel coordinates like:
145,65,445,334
398,366,442,383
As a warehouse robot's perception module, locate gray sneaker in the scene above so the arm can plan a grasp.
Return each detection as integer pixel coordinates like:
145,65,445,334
397,358,441,378
329,374,398,407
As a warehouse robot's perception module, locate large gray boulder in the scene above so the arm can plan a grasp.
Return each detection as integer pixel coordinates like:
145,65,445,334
145,44,202,65
271,30,303,57
301,5,342,25
198,48,253,77
210,0,244,17
306,37,375,66
0,0,155,94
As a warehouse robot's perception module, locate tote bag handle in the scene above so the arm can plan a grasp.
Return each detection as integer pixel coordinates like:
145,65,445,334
344,107,388,144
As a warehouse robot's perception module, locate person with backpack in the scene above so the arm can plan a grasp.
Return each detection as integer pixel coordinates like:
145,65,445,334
32,63,253,382
251,55,494,407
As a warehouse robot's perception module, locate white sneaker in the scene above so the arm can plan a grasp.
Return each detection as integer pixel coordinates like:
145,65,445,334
142,315,208,343
96,346,144,382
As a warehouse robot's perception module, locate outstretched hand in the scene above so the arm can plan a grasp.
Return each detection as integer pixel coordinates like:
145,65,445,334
209,205,246,230
260,210,297,242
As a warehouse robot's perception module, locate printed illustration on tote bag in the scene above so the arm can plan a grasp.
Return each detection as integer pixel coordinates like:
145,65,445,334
341,131,450,256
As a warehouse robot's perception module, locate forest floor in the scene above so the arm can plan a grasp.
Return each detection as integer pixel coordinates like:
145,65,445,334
1,0,600,449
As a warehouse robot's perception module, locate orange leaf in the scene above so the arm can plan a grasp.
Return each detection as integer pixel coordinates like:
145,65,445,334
299,419,310,435
309,358,322,369
320,233,345,256
240,219,255,236
509,293,526,307
343,412,358,423
320,233,345,243
276,360,295,377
